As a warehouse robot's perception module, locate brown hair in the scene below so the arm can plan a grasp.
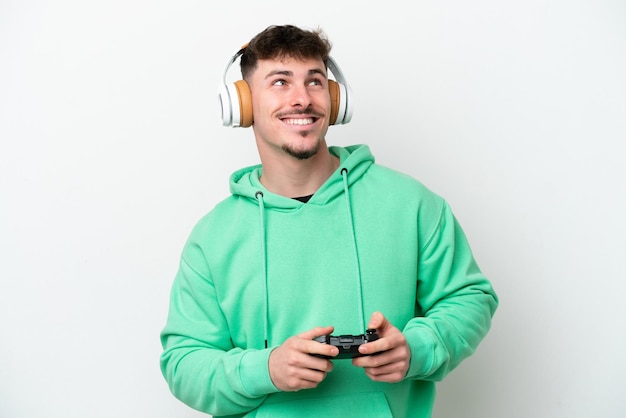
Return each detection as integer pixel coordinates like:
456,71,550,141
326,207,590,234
240,25,332,80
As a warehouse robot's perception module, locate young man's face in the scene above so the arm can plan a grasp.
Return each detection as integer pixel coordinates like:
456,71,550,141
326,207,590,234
248,56,332,160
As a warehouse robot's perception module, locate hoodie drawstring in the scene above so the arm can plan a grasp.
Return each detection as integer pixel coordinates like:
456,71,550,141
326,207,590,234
255,169,366,350
255,191,269,349
341,168,366,331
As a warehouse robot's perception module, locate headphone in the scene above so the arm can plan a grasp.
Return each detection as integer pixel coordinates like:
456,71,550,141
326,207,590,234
218,47,353,128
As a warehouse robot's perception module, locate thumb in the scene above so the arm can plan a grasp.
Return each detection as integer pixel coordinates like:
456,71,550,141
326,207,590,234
367,311,387,330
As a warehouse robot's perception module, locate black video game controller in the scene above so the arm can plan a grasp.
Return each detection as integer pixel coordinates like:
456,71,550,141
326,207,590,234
312,329,380,359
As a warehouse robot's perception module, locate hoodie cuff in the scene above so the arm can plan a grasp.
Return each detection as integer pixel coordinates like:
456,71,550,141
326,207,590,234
405,327,446,379
239,348,281,396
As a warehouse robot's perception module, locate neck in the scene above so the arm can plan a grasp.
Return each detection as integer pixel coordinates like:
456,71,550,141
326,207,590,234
258,143,339,198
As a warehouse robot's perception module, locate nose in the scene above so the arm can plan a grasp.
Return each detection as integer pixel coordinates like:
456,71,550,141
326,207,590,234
289,84,312,109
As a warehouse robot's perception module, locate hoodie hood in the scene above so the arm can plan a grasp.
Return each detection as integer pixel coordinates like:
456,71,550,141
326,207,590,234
229,144,375,208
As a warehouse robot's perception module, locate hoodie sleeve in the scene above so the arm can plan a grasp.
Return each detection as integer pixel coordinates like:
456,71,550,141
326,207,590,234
160,243,280,416
403,201,498,381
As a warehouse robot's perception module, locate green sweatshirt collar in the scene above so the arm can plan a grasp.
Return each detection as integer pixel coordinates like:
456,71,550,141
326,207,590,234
229,144,375,208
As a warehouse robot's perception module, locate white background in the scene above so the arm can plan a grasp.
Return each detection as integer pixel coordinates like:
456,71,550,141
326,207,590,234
1,1,625,417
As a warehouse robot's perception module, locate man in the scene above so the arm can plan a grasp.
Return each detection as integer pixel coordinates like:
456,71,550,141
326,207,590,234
160,24,498,417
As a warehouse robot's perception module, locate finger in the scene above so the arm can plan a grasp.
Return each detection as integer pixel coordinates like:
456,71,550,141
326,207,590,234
357,331,395,355
357,330,408,358
297,325,334,340
355,348,398,367
292,327,340,358
309,341,340,359
367,311,388,331
364,367,407,383
355,351,409,383
280,367,329,391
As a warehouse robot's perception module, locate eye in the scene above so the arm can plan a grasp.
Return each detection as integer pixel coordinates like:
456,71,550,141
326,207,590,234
308,78,324,87
272,79,287,86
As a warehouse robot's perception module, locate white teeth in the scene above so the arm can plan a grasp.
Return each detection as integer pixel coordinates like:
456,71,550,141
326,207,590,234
284,118,313,125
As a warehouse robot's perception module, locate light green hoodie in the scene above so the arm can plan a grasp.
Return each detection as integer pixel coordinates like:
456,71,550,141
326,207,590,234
160,144,498,417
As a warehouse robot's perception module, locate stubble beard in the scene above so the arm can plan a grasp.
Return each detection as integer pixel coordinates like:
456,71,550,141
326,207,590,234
281,133,321,160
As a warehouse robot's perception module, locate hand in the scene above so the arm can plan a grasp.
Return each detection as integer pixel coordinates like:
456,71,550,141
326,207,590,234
352,312,411,383
268,326,339,392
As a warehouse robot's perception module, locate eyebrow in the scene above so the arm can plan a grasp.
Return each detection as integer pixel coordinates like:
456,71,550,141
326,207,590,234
264,68,327,79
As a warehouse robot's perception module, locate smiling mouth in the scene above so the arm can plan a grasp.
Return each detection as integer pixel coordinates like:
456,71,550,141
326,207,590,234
283,117,316,126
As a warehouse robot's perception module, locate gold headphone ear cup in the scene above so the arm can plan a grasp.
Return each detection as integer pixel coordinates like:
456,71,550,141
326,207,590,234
328,80,340,125
234,80,253,127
